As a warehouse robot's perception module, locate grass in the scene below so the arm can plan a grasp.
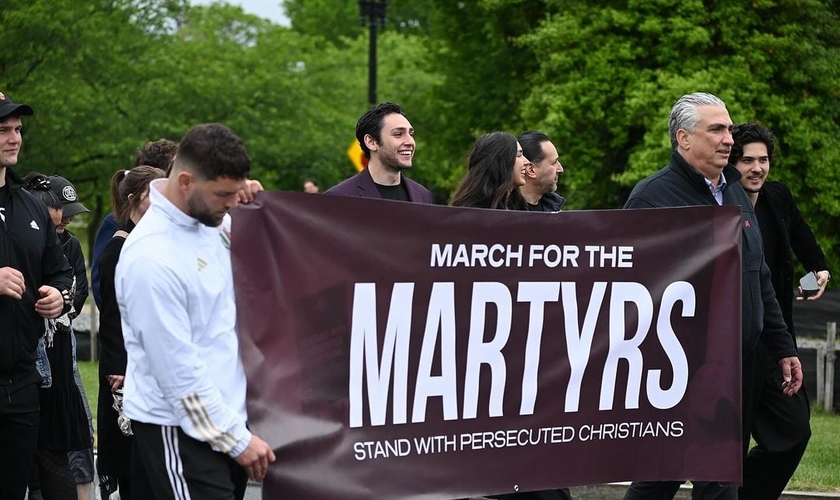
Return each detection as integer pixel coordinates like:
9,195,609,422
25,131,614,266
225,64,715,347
78,360,98,435
787,409,840,492
75,361,840,491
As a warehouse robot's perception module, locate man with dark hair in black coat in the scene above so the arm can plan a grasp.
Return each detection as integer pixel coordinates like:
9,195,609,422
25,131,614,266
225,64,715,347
0,91,74,500
731,122,830,498
518,131,566,213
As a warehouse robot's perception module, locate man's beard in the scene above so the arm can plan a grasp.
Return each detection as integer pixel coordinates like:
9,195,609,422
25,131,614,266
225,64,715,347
187,193,224,227
381,150,410,172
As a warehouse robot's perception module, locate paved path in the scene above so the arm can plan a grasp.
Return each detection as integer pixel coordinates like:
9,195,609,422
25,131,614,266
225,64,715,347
28,480,839,499
241,482,840,500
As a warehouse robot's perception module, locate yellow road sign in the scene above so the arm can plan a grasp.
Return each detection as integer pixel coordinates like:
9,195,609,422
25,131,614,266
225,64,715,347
347,141,368,172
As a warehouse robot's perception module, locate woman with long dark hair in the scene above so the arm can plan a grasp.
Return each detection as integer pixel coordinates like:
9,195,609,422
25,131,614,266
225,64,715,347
449,135,573,500
450,132,528,210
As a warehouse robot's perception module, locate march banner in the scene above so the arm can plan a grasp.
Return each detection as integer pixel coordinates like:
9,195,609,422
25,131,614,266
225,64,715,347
230,192,743,500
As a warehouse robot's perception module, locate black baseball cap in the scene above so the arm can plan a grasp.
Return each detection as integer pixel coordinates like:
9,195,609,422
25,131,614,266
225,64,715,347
0,92,34,120
48,176,90,218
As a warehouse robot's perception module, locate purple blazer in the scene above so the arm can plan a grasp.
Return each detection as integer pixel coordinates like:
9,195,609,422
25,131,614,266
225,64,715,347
325,167,433,204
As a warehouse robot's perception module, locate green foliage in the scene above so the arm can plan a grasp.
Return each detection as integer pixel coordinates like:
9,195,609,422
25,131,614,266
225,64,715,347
282,0,437,43
5,0,448,195
417,0,543,196
2,0,838,275
2,0,182,250
282,0,361,42
514,0,840,274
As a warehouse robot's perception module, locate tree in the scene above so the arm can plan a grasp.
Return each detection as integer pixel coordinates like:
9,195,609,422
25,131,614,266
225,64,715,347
415,0,546,199
3,0,365,246
1,0,189,251
5,0,837,277
282,0,438,43
511,0,840,274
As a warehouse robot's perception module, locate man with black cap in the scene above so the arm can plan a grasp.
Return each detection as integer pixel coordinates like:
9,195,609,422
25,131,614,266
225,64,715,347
0,91,74,500
49,176,90,230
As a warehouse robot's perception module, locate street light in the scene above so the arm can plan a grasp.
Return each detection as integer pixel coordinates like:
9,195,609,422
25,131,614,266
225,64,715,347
359,0,387,106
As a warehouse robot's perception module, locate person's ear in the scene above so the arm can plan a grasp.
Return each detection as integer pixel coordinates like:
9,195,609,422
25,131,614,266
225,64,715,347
526,162,538,179
177,170,194,193
677,129,691,150
364,134,378,153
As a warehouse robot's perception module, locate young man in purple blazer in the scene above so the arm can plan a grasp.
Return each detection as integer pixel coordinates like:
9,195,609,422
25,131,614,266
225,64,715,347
326,102,433,203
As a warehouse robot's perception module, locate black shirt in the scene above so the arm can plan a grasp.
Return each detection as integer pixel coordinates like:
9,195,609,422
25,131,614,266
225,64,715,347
525,192,565,213
755,195,783,301
526,198,552,212
375,180,410,201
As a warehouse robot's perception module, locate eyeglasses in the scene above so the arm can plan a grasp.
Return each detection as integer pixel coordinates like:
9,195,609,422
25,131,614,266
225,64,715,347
61,215,75,224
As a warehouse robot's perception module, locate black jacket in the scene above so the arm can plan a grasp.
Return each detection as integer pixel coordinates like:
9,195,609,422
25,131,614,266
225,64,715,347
624,151,797,361
757,181,828,341
527,192,567,212
97,225,131,377
59,229,88,318
0,168,74,377
96,226,133,476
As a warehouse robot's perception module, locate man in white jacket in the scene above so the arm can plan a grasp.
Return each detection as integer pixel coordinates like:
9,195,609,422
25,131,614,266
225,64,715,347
116,122,275,499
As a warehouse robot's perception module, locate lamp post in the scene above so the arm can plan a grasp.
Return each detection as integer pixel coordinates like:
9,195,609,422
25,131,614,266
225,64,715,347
359,0,387,106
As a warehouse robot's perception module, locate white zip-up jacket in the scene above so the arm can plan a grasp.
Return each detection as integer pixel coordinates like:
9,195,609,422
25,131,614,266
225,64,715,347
116,179,250,457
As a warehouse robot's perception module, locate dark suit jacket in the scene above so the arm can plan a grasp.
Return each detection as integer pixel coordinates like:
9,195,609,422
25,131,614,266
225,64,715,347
625,151,796,359
325,167,433,203
758,181,828,340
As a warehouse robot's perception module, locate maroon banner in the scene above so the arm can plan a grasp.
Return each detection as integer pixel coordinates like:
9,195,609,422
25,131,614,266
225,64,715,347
231,192,743,500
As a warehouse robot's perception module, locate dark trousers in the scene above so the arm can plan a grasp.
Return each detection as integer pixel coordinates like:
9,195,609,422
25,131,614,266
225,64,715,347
68,357,95,484
740,346,811,499
623,481,736,500
131,421,248,500
0,379,40,500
